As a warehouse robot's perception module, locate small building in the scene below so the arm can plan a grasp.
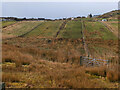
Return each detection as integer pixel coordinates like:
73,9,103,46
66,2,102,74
102,19,108,21
71,17,74,20
93,15,100,17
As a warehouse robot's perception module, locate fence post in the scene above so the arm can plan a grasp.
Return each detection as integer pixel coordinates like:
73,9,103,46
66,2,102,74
80,56,83,66
2,82,5,90
0,82,5,90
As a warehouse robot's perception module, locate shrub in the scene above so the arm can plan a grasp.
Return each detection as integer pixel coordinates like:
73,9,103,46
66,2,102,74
107,71,118,82
3,58,14,63
86,67,107,77
21,61,30,65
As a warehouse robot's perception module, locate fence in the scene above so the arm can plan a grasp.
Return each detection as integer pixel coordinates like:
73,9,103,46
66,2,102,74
80,56,110,67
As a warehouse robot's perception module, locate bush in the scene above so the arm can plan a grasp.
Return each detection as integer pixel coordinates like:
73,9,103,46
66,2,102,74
107,71,118,82
86,67,107,77
3,58,14,63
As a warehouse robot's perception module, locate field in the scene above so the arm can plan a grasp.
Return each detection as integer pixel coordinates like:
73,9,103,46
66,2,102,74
58,20,83,38
101,21,118,37
83,21,118,59
2,18,119,88
2,21,43,39
2,21,16,28
26,21,63,38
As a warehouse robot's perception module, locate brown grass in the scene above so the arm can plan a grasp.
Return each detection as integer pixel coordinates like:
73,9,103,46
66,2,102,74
2,44,32,67
2,37,119,88
2,73,20,82
86,67,107,77
107,70,119,82
86,66,120,82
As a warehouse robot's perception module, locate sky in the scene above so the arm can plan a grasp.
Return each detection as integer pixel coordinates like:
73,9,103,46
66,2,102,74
2,2,118,19
1,0,119,2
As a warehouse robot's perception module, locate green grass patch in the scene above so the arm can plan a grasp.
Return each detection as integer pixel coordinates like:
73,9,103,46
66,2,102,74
58,20,83,39
26,21,63,38
3,21,42,36
2,21,16,28
84,21,117,40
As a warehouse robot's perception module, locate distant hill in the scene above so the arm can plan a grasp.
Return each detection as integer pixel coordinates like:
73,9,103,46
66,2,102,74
97,10,120,18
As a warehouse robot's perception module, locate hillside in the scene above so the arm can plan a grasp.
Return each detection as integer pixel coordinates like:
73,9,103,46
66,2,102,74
97,10,120,18
2,16,119,88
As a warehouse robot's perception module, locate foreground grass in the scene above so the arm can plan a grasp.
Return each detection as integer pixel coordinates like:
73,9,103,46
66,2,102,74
3,37,85,64
2,44,119,88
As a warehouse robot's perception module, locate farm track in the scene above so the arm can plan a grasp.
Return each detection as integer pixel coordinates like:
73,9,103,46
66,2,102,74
55,21,68,38
81,20,90,57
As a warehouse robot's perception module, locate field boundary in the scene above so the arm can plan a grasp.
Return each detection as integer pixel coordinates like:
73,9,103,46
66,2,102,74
80,56,109,67
81,20,90,57
18,23,43,37
55,20,68,38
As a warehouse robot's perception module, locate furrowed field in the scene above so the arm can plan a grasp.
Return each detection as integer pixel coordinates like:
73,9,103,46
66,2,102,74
2,18,120,88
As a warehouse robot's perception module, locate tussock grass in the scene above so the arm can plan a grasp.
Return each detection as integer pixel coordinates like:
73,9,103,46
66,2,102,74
86,67,107,77
107,70,120,82
86,66,120,82
2,73,20,82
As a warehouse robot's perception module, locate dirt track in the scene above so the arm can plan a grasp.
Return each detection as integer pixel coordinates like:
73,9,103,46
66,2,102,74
55,21,68,38
81,20,90,57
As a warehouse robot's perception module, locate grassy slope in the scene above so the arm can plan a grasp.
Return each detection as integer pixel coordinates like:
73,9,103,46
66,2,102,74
107,21,118,30
58,20,83,39
3,21,42,36
2,19,119,88
84,21,118,59
2,21,16,28
26,21,63,38
102,21,118,37
97,10,119,18
84,21,117,40
2,44,118,88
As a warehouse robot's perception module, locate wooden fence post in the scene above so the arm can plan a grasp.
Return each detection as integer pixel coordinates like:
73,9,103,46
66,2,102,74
80,56,83,66
0,82,5,90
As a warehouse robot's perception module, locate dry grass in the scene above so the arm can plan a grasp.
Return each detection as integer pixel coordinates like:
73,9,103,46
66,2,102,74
2,37,119,88
2,44,32,67
86,66,120,82
2,73,20,82
86,67,107,77
107,70,120,82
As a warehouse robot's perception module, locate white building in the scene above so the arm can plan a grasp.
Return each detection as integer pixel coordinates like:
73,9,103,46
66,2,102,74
71,17,74,20
102,19,107,21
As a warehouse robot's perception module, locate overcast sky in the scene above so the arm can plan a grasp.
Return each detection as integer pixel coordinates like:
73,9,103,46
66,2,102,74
1,0,119,2
2,2,118,19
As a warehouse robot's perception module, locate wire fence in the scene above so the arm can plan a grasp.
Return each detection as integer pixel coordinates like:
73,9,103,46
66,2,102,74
80,56,110,67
